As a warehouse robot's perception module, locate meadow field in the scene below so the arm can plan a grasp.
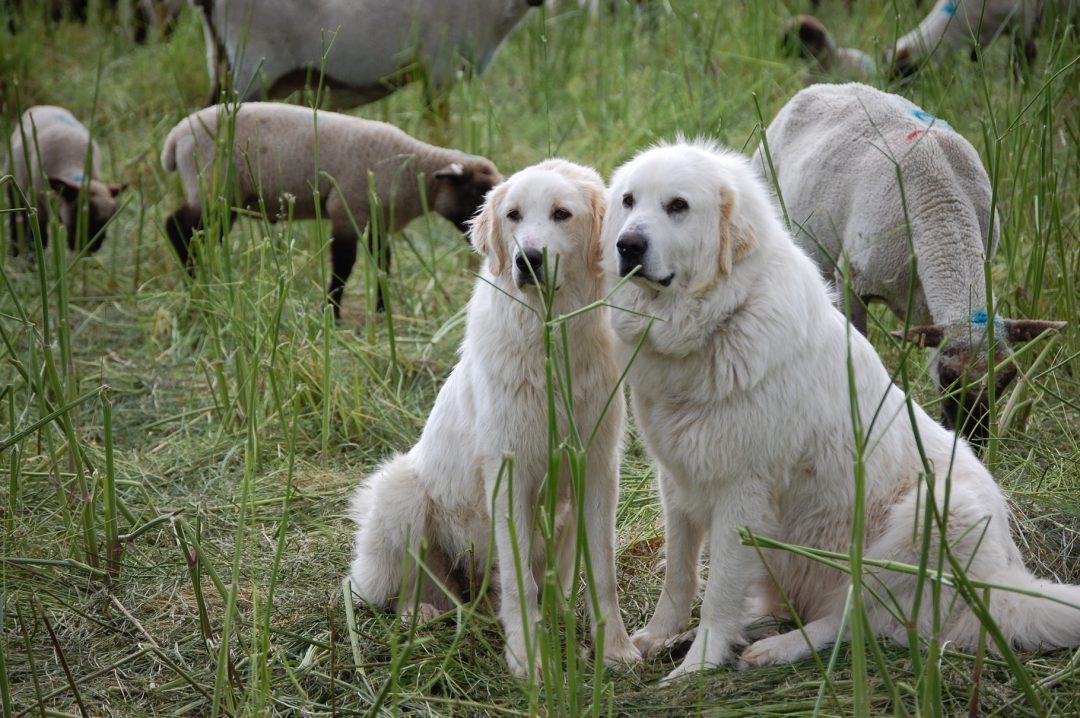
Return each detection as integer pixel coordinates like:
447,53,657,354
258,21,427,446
1,1,1078,715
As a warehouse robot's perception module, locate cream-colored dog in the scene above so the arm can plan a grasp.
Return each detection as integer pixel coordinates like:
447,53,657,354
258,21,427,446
603,140,1080,682
348,159,641,678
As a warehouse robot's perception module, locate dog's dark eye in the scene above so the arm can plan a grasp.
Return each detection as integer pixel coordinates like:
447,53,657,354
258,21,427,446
622,193,634,209
507,209,521,222
666,197,689,214
552,208,572,222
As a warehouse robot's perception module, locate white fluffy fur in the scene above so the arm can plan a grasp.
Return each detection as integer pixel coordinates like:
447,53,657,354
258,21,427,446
348,159,640,678
602,141,1080,682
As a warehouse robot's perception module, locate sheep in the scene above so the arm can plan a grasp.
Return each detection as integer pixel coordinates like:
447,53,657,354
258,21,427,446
160,102,502,315
190,0,543,108
887,0,1044,76
782,15,877,82
6,105,126,256
753,83,1065,444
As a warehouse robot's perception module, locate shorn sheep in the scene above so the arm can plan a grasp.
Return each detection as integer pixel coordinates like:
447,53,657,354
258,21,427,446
6,105,126,256
889,0,1045,76
754,83,1065,444
160,102,501,314
787,2,1076,80
782,15,876,81
190,0,543,107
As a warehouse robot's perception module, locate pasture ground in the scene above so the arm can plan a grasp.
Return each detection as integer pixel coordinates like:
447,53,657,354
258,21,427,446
1,1,1078,715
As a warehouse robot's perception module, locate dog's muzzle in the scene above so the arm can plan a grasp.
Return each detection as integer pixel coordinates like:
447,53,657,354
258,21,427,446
616,231,672,286
515,247,545,286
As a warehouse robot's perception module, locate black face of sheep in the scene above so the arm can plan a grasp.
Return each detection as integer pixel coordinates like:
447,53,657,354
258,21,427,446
900,318,1067,447
782,15,831,63
48,177,126,255
933,346,1017,446
432,161,503,235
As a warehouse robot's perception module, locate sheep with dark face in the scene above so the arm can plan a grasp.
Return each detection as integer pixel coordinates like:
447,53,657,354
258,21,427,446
754,83,1065,444
190,0,543,107
161,103,502,315
782,15,877,82
888,0,1045,76
6,106,126,256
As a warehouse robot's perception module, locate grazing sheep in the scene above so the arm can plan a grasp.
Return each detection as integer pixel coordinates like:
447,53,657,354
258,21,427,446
6,105,126,256
160,102,502,314
191,0,543,107
888,0,1050,76
754,83,1065,444
782,15,877,81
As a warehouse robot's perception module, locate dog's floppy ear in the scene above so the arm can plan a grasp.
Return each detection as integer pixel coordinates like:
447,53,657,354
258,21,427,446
468,182,510,275
586,181,606,276
718,185,755,276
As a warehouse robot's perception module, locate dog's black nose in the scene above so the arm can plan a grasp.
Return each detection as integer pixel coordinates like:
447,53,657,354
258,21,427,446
616,232,648,260
515,247,544,282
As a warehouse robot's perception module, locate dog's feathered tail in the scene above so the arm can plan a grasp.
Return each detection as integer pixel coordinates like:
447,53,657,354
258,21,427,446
871,566,1080,653
949,569,1080,652
347,454,428,607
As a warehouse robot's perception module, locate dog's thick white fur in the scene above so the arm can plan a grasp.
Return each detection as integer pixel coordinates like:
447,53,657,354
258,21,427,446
603,141,1080,682
348,159,641,678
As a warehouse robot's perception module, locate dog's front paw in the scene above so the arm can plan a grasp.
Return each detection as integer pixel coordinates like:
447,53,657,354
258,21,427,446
504,639,540,682
601,632,643,667
740,631,811,668
631,626,696,659
400,602,440,626
659,630,733,684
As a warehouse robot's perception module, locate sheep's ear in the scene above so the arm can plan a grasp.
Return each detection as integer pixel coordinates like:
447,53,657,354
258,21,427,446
468,183,509,275
1001,319,1067,343
108,182,128,197
434,162,467,183
892,324,946,348
48,177,82,201
718,185,755,276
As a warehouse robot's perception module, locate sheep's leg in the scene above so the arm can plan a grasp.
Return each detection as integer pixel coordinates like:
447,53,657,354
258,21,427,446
328,226,358,319
165,203,234,275
6,186,21,257
165,203,202,274
368,222,392,313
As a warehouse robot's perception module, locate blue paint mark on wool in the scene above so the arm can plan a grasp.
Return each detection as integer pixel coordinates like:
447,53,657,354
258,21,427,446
942,1,957,16
911,108,954,132
971,310,1006,335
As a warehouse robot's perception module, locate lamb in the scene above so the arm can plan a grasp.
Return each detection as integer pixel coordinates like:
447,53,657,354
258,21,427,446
6,105,126,256
888,0,1044,76
753,83,1065,444
160,102,502,314
782,15,877,82
190,0,543,107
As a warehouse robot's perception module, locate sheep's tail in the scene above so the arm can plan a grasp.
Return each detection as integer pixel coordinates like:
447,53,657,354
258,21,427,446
952,569,1080,652
160,122,183,172
346,454,428,608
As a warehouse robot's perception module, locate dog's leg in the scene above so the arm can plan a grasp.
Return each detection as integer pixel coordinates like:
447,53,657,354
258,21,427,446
663,491,764,683
487,459,541,680
740,613,842,667
632,469,706,658
581,447,642,667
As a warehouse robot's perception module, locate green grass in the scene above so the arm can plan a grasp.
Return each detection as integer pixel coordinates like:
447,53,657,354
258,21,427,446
2,0,1079,715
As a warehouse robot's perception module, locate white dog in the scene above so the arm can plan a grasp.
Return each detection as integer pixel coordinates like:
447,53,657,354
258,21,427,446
602,140,1080,682
348,159,641,678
